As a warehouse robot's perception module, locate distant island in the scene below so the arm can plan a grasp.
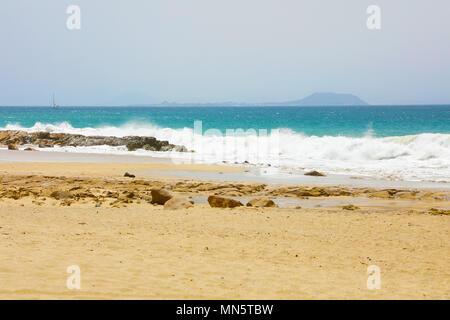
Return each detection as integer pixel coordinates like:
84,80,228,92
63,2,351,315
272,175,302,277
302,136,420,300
279,92,369,106
128,92,369,107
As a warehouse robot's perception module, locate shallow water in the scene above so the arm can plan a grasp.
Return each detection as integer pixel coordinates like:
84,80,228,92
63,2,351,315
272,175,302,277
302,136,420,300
188,194,437,209
141,169,450,190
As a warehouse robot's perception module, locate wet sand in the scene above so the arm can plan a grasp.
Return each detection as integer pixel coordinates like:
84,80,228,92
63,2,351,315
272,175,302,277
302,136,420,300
0,158,449,299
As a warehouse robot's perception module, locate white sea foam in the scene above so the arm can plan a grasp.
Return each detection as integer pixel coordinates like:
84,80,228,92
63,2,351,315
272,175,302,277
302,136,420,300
2,122,449,182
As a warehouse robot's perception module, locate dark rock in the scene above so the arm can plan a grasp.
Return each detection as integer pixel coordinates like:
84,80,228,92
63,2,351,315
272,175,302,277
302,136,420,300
124,172,135,178
143,144,156,151
35,132,50,139
0,130,187,153
304,170,326,177
124,136,173,152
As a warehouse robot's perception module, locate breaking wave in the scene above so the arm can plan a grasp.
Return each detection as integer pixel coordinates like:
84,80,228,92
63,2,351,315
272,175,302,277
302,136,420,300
1,121,449,182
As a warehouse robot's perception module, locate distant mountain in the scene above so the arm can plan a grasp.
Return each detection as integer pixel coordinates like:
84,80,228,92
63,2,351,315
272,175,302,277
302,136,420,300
121,92,369,107
280,92,368,106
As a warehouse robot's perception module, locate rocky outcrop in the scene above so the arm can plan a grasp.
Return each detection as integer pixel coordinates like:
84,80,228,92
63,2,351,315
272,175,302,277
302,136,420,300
0,173,447,209
164,196,194,210
0,130,188,152
428,208,450,215
267,186,352,198
246,197,277,208
207,195,243,208
151,188,173,205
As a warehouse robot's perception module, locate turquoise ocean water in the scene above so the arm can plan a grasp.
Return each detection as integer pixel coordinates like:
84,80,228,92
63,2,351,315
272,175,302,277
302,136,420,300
0,105,449,137
0,105,449,182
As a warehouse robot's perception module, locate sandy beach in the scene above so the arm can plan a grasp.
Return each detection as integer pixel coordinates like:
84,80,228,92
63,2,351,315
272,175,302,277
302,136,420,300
0,152,449,300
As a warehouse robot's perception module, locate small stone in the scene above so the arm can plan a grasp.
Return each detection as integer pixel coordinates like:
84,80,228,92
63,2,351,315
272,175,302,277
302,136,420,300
304,170,326,177
342,204,360,210
124,172,135,178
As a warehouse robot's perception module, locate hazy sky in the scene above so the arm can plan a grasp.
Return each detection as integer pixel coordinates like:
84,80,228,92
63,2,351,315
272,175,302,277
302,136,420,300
1,0,449,105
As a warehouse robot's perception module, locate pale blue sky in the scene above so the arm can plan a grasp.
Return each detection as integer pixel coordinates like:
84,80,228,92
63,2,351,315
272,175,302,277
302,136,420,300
1,0,449,105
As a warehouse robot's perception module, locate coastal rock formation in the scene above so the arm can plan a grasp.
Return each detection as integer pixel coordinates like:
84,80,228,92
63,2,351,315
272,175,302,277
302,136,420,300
0,174,447,209
151,188,173,205
368,190,395,198
246,197,277,208
0,130,188,152
267,185,352,198
207,195,243,208
171,182,267,197
164,196,194,210
428,208,450,215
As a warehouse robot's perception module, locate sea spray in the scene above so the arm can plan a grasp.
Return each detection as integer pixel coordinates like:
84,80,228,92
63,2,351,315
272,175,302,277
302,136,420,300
1,121,449,182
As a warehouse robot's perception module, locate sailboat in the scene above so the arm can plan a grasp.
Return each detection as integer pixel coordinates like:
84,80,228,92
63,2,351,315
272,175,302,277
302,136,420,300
52,93,60,109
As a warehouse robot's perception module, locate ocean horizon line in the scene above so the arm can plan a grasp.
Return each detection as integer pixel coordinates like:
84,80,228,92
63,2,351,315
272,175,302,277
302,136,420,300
1,103,450,108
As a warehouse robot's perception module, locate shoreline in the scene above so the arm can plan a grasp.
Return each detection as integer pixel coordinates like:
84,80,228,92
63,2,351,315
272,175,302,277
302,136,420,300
1,123,449,185
0,149,448,190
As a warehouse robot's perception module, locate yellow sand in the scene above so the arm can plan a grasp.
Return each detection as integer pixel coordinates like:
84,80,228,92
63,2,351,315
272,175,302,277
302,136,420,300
0,161,242,177
0,162,449,299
